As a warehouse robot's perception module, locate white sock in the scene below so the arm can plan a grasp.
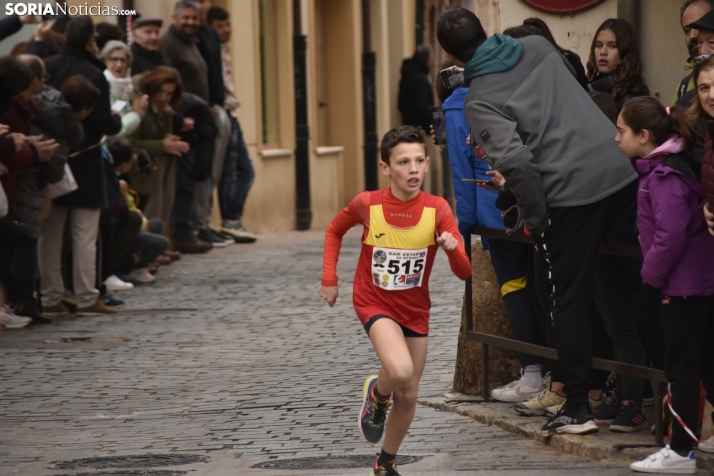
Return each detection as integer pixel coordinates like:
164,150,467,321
523,365,542,389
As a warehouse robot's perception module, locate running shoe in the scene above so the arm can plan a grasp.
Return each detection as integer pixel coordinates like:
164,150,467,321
593,395,621,424
369,457,400,476
515,382,566,416
359,375,391,443
699,434,714,453
0,306,32,329
490,369,545,403
545,393,605,418
610,400,647,433
630,445,696,474
541,403,599,437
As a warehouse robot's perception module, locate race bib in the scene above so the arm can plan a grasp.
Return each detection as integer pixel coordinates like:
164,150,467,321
371,247,427,291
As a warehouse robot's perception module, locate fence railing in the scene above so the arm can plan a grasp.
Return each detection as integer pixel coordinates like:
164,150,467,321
464,226,667,448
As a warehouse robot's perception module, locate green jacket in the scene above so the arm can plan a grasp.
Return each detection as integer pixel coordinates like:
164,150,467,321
671,58,696,106
130,105,173,157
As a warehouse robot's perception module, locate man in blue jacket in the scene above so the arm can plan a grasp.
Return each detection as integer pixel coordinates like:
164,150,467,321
443,86,546,403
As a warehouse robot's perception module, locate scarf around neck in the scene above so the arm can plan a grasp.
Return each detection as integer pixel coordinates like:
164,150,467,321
103,68,133,101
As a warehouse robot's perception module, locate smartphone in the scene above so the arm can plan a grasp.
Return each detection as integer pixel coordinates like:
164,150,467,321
439,66,464,90
461,179,492,185
432,107,446,146
111,100,127,113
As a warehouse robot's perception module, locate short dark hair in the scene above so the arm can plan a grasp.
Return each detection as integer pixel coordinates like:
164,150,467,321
108,141,134,167
380,125,426,163
502,25,543,39
64,16,95,48
681,0,714,22
60,75,101,112
0,55,32,96
436,8,487,63
207,6,229,23
95,22,126,51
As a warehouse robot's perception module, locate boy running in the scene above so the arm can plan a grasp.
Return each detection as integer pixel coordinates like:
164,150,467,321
319,126,471,476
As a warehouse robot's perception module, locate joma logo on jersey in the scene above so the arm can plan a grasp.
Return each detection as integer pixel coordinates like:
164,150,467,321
375,233,385,238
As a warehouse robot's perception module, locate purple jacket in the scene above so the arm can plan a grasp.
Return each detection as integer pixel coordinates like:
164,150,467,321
633,139,714,296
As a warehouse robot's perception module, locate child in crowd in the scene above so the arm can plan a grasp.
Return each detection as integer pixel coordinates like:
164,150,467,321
586,18,649,111
319,126,471,476
615,97,714,473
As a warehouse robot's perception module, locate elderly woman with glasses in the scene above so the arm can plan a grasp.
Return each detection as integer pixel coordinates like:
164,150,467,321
99,40,149,143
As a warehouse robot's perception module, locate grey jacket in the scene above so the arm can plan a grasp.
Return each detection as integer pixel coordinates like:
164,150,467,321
160,26,210,103
464,36,637,234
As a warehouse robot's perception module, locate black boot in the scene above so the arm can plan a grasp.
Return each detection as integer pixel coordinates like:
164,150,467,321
13,300,52,325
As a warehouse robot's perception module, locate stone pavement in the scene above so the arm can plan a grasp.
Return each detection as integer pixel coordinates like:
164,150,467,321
0,229,705,475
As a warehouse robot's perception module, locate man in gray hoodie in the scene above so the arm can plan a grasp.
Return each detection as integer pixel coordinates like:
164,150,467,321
437,8,640,437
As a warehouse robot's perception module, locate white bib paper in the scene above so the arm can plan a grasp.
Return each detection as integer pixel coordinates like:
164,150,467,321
371,247,427,291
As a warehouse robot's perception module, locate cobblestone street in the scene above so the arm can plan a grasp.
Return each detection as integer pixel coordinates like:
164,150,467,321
0,230,647,475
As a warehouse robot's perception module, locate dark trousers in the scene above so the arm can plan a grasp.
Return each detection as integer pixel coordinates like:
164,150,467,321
662,295,714,453
488,239,546,367
172,154,196,242
110,211,144,274
0,232,37,305
133,230,169,268
218,115,255,222
534,180,639,408
530,243,612,390
593,255,648,403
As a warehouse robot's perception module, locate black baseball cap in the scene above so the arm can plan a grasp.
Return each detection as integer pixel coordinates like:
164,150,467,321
689,9,714,32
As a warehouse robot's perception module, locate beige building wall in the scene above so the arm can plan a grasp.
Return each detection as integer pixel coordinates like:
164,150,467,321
498,0,617,64
640,0,689,105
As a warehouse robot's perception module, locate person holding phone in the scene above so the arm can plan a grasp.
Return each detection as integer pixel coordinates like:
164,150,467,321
443,83,548,403
100,40,149,144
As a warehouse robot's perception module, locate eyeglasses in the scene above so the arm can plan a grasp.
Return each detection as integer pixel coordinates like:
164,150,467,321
695,52,714,64
107,57,128,63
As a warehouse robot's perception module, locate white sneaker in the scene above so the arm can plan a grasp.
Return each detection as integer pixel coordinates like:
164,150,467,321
630,445,696,474
489,370,545,403
221,220,257,243
128,268,156,284
0,306,32,329
699,435,714,453
104,275,134,291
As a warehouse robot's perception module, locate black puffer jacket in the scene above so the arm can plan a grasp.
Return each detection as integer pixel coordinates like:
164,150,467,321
1,87,83,237
397,55,434,132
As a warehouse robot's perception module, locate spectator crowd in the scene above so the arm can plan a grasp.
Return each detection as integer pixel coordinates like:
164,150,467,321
0,0,257,327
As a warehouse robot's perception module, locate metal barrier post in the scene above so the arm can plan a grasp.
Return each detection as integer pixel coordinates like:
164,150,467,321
654,382,664,447
481,343,490,401
464,232,473,332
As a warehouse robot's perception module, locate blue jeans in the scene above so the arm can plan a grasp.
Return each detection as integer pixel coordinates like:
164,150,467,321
219,115,255,221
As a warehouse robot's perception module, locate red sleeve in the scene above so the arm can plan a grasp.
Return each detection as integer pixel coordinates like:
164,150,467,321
321,192,370,286
2,145,37,172
436,197,472,281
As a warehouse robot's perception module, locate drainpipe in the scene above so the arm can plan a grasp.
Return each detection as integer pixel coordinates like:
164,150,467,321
293,0,312,230
617,0,639,35
415,0,424,46
362,0,378,191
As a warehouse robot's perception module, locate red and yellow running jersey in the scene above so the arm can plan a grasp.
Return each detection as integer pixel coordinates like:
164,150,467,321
321,188,471,334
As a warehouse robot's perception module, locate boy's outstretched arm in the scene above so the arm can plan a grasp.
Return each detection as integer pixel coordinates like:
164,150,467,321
319,193,369,305
436,198,472,281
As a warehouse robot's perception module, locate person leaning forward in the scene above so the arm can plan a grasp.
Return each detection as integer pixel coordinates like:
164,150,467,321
436,8,640,438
